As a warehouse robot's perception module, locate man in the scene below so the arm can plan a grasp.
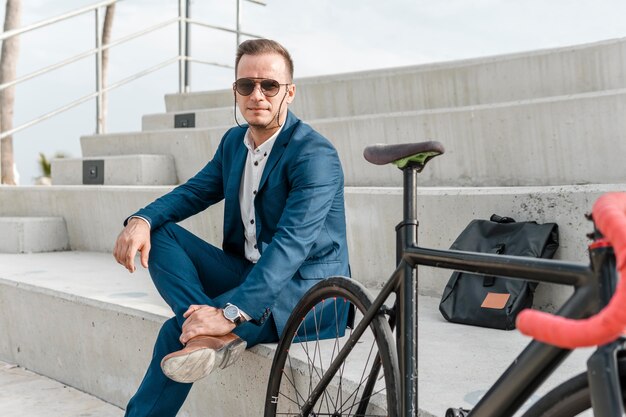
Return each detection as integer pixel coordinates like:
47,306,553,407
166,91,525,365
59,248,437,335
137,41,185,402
114,39,350,416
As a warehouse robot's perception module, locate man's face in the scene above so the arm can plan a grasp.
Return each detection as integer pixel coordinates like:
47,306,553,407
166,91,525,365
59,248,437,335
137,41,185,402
234,53,295,129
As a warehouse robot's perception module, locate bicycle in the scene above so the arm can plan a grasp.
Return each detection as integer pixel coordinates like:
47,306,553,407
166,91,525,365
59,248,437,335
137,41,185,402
263,140,626,417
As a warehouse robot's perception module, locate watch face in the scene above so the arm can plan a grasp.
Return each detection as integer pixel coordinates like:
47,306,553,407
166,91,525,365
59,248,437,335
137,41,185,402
224,305,239,321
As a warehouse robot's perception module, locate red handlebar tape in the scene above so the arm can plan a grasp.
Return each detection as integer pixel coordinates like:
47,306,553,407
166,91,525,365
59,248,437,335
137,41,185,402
516,192,626,349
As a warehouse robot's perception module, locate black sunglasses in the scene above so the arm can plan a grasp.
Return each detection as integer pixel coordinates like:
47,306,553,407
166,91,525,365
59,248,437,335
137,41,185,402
233,78,290,97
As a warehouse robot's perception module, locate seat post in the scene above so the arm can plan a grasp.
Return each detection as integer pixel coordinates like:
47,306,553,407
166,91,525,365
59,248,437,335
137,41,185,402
395,164,419,417
396,165,420,264
403,165,419,240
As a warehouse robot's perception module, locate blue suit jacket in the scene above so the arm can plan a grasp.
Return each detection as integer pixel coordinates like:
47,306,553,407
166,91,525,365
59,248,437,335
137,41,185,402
133,111,350,337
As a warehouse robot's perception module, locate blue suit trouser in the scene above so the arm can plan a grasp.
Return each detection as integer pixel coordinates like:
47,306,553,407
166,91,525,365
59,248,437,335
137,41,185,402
124,222,279,417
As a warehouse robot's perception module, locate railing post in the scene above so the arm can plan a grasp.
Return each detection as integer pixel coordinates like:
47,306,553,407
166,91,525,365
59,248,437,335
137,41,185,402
95,6,103,134
185,0,190,92
178,0,186,93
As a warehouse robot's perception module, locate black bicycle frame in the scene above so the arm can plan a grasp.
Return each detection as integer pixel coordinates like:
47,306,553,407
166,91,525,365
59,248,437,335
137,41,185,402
302,163,623,417
399,164,622,417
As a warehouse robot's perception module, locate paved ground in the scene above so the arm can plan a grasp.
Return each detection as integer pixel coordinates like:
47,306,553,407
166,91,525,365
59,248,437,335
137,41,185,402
418,295,594,417
0,360,123,417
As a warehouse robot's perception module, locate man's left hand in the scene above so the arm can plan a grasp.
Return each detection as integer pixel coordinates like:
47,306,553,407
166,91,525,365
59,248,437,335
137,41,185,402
179,305,236,345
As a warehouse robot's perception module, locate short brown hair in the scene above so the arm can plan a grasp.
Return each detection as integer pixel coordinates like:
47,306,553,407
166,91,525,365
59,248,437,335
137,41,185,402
235,39,294,81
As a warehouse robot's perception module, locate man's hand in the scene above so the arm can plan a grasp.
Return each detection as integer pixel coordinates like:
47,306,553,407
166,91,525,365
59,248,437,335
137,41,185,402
180,305,236,345
113,217,151,273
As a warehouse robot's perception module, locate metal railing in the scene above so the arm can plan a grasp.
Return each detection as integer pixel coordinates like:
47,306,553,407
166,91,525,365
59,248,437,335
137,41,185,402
0,0,265,141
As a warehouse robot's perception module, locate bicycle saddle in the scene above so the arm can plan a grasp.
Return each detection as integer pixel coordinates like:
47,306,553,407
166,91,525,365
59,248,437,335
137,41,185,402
363,141,445,170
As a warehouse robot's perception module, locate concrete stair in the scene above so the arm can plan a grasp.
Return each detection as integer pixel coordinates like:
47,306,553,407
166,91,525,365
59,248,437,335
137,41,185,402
1,183,624,310
164,38,626,116
3,36,626,415
142,107,238,131
52,155,177,186
80,129,224,187
90,89,626,187
0,217,69,253
0,252,389,415
0,252,595,417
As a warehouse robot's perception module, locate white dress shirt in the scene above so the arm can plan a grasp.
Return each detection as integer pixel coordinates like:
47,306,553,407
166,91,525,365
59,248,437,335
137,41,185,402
239,126,282,263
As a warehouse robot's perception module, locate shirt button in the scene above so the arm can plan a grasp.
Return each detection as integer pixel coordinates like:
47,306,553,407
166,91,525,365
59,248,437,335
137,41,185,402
254,244,257,249
253,190,257,195
250,219,255,224
254,161,259,166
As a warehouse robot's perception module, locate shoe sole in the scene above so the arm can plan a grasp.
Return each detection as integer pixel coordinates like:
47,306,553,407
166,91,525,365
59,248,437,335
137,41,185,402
161,338,247,383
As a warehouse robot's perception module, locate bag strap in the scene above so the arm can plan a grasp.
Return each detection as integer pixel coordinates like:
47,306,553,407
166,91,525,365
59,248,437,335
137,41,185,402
483,243,506,287
483,213,513,287
490,214,516,223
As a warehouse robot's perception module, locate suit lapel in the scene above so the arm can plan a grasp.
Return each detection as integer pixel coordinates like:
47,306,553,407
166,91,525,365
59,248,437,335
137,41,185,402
258,111,299,191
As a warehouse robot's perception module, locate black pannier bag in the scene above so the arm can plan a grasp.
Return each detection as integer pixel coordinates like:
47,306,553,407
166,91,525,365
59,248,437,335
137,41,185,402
438,214,559,330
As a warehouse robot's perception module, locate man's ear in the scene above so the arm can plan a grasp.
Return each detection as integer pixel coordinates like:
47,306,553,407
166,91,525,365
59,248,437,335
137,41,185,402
286,84,296,104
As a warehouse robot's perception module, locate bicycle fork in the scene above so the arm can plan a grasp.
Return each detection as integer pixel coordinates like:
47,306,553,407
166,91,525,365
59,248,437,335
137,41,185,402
587,340,626,417
586,243,624,417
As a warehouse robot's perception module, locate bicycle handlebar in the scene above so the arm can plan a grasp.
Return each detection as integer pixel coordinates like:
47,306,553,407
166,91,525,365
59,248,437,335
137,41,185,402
516,192,626,349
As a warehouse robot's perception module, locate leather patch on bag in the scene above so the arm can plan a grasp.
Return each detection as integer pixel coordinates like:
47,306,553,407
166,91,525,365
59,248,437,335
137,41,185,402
481,292,510,309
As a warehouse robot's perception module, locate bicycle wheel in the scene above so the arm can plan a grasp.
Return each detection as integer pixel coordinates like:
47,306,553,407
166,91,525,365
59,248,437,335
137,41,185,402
521,357,626,417
264,277,401,417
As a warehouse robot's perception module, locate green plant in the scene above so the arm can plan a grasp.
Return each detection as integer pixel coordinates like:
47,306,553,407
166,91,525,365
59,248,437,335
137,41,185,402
38,152,67,178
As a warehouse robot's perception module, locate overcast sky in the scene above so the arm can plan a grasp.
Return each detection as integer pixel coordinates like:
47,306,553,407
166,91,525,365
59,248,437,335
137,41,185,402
3,0,626,184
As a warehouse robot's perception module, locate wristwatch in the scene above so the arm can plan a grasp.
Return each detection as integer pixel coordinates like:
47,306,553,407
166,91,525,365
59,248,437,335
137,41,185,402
223,303,243,326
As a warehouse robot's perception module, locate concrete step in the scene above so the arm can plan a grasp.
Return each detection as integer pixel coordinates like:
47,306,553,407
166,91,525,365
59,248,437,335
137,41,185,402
1,184,624,310
0,217,69,254
80,128,223,187
0,252,595,417
0,360,123,417
0,252,383,416
142,107,238,132
165,37,626,118
51,155,177,186
83,89,626,187
314,88,626,188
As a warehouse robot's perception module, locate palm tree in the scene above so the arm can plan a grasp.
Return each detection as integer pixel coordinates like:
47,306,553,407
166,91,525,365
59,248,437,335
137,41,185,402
101,3,115,133
0,0,21,185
